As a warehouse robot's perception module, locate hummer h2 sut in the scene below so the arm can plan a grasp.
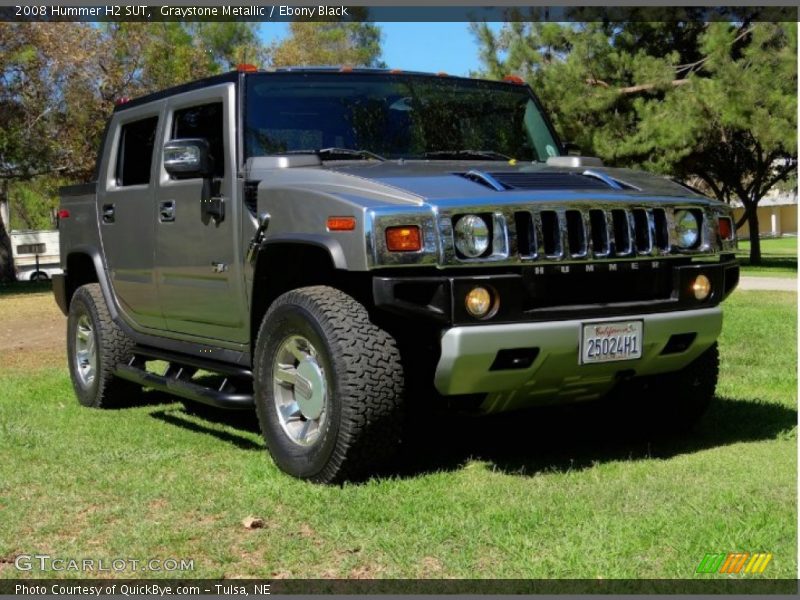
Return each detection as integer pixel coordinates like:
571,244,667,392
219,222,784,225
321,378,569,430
54,67,739,482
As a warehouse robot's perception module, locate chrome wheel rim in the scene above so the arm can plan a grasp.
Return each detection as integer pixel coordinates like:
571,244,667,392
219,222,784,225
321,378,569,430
272,335,328,447
74,314,97,388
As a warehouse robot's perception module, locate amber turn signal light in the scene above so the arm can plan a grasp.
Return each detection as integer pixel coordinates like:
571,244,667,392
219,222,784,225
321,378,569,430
385,226,422,252
327,216,356,231
718,217,734,241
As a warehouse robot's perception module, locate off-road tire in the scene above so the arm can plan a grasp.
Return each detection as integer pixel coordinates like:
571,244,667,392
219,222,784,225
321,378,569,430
253,286,405,483
617,342,719,432
67,283,140,408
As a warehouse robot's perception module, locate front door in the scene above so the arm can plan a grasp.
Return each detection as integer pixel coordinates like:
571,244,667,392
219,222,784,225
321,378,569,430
153,84,248,343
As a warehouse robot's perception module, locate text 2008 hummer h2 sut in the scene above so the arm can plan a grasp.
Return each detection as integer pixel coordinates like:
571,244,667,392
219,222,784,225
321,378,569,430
54,67,739,482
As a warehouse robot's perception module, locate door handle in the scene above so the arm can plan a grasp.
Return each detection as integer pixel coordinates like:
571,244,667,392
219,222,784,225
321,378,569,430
159,201,176,222
102,204,115,223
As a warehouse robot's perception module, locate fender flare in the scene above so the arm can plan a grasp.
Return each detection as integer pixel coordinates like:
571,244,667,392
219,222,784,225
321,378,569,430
257,234,349,271
65,245,119,321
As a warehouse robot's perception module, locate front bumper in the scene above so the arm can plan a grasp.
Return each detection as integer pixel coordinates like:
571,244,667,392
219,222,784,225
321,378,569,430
434,306,722,413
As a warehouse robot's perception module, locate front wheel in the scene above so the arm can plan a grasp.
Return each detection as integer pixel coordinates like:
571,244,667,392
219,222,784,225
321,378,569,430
615,342,719,432
253,286,405,483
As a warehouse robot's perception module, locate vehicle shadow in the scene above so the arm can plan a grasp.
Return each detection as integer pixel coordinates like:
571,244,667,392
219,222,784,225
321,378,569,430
149,393,796,480
148,402,264,451
391,395,797,479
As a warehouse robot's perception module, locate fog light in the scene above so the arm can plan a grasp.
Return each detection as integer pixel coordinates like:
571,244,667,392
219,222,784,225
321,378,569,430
692,274,712,300
465,286,494,318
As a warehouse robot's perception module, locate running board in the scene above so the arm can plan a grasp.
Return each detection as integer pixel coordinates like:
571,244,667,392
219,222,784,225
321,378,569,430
115,361,254,410
131,345,252,378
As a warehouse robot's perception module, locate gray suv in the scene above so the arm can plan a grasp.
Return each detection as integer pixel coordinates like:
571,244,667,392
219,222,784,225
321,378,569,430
53,67,739,482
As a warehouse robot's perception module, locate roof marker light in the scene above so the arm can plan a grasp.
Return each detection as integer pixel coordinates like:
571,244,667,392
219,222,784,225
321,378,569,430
503,75,525,84
236,63,258,73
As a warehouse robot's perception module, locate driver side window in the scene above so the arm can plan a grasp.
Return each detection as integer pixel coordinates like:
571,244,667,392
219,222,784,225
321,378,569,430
171,102,225,178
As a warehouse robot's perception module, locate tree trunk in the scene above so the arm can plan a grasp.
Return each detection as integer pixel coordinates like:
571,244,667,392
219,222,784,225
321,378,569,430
746,206,762,266
0,180,16,283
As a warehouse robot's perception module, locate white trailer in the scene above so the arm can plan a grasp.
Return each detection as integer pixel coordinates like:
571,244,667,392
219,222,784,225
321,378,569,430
10,229,61,281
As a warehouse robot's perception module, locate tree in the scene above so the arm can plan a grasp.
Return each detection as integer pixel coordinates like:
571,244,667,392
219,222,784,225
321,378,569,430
472,18,797,263
0,22,265,280
267,22,384,68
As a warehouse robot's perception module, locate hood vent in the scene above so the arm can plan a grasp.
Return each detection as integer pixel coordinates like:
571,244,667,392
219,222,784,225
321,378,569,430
460,170,636,192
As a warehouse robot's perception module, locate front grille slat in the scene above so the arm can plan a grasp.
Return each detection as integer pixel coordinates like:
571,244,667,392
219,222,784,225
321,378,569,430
588,209,609,256
539,210,562,258
565,210,587,257
632,208,651,254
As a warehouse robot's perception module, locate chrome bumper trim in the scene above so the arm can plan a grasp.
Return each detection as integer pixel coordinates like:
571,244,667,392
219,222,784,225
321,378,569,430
433,307,722,412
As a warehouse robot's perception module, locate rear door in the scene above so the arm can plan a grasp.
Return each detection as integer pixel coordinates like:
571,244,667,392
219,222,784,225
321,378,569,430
97,104,166,330
153,83,248,343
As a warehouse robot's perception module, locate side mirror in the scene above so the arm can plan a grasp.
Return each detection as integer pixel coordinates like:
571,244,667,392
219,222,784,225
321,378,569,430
163,139,212,179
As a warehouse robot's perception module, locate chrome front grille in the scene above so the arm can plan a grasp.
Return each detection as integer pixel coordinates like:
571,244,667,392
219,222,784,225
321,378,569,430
514,207,673,260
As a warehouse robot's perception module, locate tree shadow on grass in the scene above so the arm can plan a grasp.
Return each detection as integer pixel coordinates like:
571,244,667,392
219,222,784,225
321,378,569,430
145,393,796,481
0,281,52,296
391,395,797,479
738,256,798,273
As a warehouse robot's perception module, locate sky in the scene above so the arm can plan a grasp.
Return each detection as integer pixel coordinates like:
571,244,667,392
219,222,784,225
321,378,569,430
259,22,502,77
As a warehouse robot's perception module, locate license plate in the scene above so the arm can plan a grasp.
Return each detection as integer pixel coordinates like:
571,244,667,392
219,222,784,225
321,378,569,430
580,320,643,364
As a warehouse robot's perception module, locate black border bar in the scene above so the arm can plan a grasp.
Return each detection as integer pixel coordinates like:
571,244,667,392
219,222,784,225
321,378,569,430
2,579,799,594
0,6,797,22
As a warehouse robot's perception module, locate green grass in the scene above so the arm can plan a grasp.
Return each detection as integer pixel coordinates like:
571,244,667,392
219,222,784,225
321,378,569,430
0,291,796,581
737,237,797,278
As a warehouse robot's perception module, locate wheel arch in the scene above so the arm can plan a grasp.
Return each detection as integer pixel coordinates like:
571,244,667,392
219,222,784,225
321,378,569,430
64,246,118,320
250,240,368,354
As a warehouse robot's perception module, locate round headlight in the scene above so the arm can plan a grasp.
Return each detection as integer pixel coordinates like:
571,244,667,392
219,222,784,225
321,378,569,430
454,214,490,258
675,210,700,248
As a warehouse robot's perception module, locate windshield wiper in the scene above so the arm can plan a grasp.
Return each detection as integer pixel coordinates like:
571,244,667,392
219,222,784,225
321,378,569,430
287,147,386,162
423,149,513,161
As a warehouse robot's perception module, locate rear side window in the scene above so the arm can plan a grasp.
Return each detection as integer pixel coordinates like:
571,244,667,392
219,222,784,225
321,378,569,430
116,116,158,186
172,103,224,177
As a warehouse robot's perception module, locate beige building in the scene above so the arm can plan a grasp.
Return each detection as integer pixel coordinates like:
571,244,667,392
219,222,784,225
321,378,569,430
731,191,797,238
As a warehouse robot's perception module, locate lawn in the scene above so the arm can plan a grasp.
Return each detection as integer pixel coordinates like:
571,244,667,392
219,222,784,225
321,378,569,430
737,236,797,278
0,286,796,585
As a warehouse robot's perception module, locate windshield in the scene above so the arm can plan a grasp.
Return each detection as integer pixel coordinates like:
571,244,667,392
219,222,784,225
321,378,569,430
244,72,561,162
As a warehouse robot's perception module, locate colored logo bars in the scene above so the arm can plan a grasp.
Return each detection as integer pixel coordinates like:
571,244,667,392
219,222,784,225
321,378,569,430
697,553,773,574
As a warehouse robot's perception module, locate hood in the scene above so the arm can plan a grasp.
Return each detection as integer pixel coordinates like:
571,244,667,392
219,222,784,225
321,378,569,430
320,160,708,203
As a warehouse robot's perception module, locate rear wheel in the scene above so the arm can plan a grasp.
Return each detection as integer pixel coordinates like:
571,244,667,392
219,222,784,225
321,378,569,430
66,284,140,408
31,271,48,282
253,286,405,483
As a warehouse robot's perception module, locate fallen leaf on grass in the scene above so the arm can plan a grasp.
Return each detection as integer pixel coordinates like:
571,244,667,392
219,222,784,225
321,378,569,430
242,516,265,530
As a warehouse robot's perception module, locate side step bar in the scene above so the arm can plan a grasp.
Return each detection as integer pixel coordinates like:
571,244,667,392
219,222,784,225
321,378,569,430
114,346,254,410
